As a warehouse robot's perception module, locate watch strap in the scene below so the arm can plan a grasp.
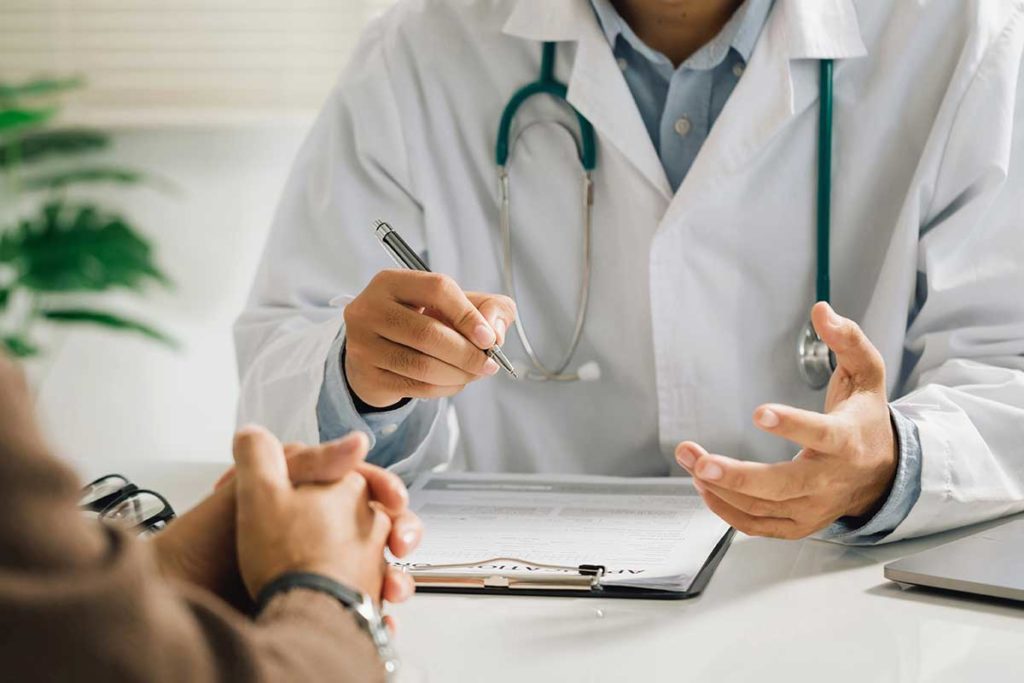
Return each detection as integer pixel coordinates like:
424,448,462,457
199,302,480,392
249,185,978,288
257,571,363,614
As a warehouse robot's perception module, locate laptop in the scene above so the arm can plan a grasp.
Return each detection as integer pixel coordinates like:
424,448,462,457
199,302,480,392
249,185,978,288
884,516,1024,603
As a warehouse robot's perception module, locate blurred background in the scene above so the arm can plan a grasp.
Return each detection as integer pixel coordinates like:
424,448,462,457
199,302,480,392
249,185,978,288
0,0,390,469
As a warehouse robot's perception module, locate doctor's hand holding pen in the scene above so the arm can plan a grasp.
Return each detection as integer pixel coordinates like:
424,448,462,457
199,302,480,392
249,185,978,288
343,269,517,408
676,302,900,540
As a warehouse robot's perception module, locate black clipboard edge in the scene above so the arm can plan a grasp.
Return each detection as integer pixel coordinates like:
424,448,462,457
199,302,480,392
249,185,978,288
414,527,735,601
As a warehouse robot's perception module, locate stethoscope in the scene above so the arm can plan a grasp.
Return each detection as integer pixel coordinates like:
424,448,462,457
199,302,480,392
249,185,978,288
496,41,836,390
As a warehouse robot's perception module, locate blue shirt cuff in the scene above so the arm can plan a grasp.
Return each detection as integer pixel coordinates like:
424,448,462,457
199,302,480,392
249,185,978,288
316,328,418,467
818,405,924,545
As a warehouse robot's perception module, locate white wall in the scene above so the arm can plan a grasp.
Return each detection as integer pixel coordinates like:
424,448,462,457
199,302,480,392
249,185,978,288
34,125,309,468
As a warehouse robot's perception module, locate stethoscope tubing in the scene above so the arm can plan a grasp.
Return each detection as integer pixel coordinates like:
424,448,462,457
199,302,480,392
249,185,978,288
496,42,836,388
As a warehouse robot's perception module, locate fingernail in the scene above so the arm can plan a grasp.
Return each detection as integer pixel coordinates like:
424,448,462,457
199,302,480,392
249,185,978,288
483,358,499,375
398,522,419,547
472,323,496,348
676,445,696,469
699,462,723,481
494,319,507,343
757,408,780,428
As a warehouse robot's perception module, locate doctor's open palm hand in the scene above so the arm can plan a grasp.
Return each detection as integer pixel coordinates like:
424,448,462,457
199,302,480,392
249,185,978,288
344,270,517,408
676,302,899,540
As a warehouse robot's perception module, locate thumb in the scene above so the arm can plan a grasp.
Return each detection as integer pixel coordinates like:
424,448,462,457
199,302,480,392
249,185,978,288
811,302,885,388
216,433,370,490
288,431,370,486
466,292,516,346
232,425,289,496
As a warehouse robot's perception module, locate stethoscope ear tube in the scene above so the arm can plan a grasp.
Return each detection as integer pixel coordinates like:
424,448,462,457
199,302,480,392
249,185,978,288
797,59,837,391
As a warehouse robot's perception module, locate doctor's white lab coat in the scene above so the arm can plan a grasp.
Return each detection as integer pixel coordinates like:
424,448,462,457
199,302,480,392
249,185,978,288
236,0,1024,542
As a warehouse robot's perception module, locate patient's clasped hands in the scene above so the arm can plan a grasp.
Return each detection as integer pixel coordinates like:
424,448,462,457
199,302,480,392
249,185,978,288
154,426,422,615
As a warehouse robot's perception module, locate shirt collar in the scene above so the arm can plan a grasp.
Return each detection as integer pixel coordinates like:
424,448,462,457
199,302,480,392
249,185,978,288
588,0,773,71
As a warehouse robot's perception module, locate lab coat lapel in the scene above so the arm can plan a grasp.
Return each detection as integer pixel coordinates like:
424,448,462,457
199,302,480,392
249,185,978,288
668,0,868,218
566,18,673,200
503,0,673,201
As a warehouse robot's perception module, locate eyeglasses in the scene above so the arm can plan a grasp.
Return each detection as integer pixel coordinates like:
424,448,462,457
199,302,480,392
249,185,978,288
80,474,176,536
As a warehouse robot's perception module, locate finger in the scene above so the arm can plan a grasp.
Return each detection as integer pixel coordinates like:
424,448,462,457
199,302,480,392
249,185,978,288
811,302,885,388
363,366,467,401
366,300,498,375
678,441,820,501
696,487,802,539
675,441,699,472
214,467,235,490
383,510,423,558
466,292,516,346
382,566,416,604
356,463,410,516
340,472,394,549
753,403,852,453
339,469,370,499
376,270,496,349
383,615,397,635
211,438,348,491
232,424,289,495
364,334,495,385
370,505,393,549
288,432,369,485
693,478,805,520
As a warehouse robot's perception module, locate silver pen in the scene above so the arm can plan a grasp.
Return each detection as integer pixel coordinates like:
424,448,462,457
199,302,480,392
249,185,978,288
373,219,518,378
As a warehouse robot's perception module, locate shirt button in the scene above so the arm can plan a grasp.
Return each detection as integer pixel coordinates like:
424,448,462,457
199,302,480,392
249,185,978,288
616,57,628,72
674,116,692,137
381,423,398,436
732,63,745,78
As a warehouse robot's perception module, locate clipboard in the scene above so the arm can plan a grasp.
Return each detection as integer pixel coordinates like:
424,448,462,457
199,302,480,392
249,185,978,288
405,527,735,601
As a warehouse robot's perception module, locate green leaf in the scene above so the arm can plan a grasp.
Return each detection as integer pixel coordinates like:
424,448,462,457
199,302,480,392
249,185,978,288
41,308,176,348
0,287,9,309
21,167,145,191
0,129,108,169
5,200,171,293
0,107,57,132
0,78,84,102
0,223,23,262
1,335,39,358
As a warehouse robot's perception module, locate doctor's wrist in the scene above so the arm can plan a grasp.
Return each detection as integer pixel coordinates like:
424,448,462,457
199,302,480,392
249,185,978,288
843,409,900,521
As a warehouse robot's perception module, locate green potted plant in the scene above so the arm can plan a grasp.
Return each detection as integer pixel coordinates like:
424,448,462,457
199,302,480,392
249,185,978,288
0,78,174,359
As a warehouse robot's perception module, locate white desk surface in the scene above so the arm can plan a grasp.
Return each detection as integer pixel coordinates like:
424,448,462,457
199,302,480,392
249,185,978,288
80,459,1024,683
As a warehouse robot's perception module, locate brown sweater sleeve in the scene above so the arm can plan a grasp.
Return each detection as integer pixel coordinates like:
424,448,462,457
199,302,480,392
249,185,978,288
0,358,385,682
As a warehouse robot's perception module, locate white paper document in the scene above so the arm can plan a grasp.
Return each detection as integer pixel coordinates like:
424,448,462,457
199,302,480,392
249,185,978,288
391,472,732,592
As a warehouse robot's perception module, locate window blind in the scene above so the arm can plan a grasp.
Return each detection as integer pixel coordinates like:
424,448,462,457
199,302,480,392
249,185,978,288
0,0,393,126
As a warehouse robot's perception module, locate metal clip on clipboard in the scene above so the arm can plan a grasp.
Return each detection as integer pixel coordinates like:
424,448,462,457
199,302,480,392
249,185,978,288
407,557,607,592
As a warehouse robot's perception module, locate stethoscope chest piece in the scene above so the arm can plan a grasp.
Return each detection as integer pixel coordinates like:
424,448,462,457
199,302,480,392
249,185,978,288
797,320,836,390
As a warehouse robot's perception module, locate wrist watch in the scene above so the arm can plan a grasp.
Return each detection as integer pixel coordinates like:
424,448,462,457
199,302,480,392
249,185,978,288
257,572,399,679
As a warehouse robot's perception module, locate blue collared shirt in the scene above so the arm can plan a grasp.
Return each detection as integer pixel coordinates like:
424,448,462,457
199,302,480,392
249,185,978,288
589,0,771,190
317,0,923,543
